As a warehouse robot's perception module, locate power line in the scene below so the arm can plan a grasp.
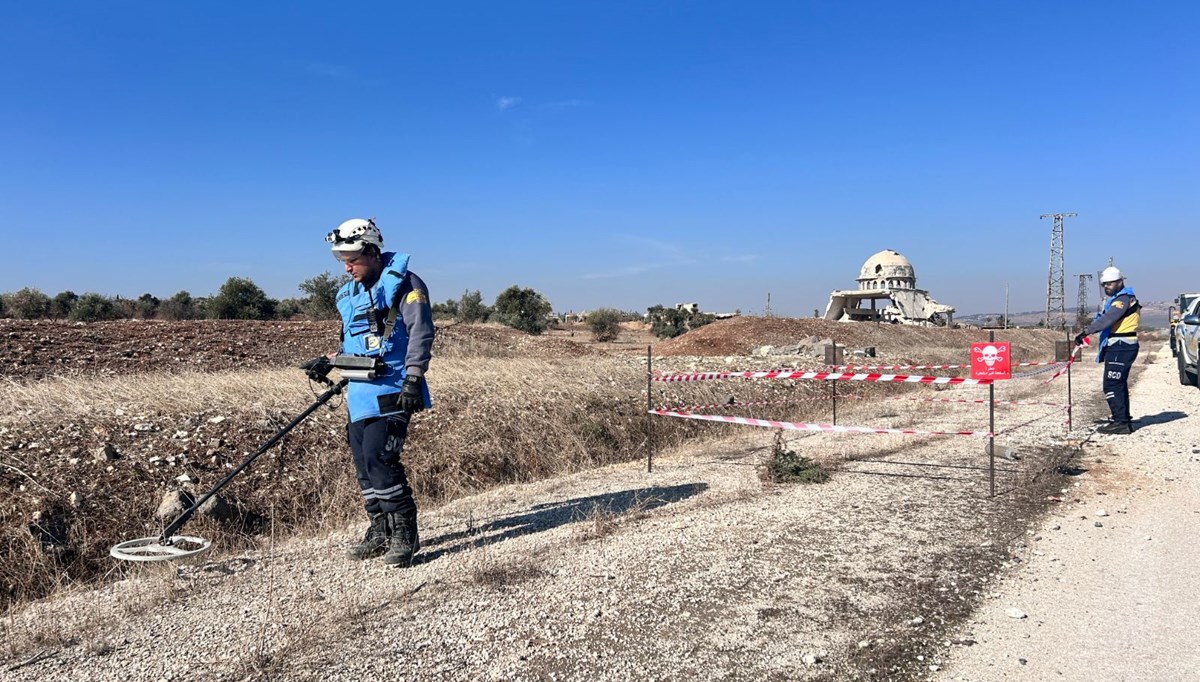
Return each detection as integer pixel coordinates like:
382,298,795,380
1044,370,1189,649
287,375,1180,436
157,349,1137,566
1075,273,1093,330
1040,212,1077,330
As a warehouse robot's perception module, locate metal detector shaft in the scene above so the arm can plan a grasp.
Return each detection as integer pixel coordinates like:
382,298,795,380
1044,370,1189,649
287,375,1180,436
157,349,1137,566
158,377,349,542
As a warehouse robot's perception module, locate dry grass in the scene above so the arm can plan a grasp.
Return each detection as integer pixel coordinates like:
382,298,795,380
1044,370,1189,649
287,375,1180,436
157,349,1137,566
0,355,735,613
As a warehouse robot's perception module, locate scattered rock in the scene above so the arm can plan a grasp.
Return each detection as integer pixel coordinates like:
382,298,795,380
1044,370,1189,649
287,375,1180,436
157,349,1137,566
1096,509,1108,517
1094,521,1104,528
69,492,83,508
802,653,821,666
1006,607,1027,619
95,443,121,461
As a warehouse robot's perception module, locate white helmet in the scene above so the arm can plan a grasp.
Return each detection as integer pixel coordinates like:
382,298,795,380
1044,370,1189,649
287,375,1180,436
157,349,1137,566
1100,266,1123,283
326,218,383,260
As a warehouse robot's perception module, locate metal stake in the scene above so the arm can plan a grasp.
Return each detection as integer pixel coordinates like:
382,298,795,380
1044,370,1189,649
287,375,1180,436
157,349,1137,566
646,344,654,473
988,330,995,498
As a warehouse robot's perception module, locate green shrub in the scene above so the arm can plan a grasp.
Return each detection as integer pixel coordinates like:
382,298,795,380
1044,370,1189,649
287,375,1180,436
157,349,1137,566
69,293,118,322
759,431,830,484
586,308,623,342
50,291,78,319
298,272,346,320
7,287,51,319
493,286,551,335
208,277,277,320
458,289,490,323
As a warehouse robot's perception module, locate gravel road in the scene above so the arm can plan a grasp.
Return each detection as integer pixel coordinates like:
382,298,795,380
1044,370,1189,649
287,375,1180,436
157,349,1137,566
938,343,1200,681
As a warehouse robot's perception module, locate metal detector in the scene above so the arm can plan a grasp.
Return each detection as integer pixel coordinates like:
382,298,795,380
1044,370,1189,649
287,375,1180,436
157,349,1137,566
110,358,350,562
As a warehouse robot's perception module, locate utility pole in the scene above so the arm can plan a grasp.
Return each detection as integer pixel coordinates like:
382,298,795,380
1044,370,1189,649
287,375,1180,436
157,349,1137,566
1041,212,1076,330
1075,273,1093,330
764,292,772,318
1004,284,1009,329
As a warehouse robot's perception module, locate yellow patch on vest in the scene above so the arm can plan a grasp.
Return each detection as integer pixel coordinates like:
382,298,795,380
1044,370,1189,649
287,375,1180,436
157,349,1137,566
1111,300,1125,309
405,289,428,305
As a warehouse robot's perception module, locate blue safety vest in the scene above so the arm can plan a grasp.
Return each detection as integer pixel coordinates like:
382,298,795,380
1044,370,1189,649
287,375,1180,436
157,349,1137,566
1095,285,1138,362
336,252,430,421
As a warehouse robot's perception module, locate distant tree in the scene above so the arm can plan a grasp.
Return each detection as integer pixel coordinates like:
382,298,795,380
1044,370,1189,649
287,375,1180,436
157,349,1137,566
134,293,160,319
431,298,459,321
646,304,714,338
646,305,688,338
298,271,347,320
159,290,201,320
458,289,490,323
586,308,623,342
275,298,304,320
493,286,552,335
690,312,716,330
69,293,119,322
208,277,277,320
50,291,79,319
7,287,51,319
110,296,139,319
0,294,7,318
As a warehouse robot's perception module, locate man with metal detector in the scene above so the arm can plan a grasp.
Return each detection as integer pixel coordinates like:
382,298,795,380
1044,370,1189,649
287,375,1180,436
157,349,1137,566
316,217,434,566
1074,266,1139,435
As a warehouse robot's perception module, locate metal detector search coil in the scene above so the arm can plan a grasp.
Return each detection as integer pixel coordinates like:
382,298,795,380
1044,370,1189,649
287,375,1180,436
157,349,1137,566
110,535,212,562
110,367,351,563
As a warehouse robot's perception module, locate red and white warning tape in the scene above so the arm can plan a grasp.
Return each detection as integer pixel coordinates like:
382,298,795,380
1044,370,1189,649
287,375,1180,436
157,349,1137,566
831,361,1060,371
653,370,994,385
885,396,1064,407
650,409,993,437
659,394,1061,413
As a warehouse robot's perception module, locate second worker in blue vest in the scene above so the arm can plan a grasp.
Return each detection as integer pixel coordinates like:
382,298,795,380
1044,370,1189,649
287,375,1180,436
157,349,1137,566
1075,266,1139,435
326,217,435,566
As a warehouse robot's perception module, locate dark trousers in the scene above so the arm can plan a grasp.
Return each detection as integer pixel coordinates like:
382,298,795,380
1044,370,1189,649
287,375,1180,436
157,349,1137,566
347,415,417,516
1101,343,1139,424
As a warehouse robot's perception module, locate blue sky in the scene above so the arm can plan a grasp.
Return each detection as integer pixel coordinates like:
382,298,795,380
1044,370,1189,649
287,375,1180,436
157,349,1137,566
1,1,1196,316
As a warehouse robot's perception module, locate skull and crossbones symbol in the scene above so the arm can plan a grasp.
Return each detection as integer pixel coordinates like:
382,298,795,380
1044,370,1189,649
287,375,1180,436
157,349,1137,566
974,344,1007,367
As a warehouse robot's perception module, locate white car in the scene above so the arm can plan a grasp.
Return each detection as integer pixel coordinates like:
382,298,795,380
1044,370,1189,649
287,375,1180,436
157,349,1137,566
1177,297,1200,387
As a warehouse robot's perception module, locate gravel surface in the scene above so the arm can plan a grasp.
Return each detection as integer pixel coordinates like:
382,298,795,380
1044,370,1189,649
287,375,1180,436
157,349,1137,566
936,343,1200,681
3,342,1104,681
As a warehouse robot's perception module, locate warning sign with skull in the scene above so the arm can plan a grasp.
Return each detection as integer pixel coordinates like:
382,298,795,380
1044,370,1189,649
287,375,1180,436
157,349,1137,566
970,342,1011,380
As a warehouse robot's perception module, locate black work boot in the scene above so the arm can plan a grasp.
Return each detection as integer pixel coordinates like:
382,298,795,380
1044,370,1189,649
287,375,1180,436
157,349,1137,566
346,512,389,560
382,511,420,567
1097,421,1133,435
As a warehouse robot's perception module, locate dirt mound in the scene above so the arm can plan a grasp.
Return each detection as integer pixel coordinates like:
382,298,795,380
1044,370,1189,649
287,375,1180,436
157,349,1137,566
655,316,1065,364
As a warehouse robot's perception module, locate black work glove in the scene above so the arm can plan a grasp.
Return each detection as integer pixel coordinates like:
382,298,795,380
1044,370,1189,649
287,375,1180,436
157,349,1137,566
300,356,333,380
1073,333,1086,347
400,375,425,413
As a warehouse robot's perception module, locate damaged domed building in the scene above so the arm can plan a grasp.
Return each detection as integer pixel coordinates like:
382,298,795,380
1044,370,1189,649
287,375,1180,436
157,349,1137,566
823,249,955,326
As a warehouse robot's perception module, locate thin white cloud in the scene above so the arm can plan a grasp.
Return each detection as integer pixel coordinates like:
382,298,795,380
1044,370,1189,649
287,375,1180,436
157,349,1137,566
721,255,759,264
496,96,522,111
306,62,351,80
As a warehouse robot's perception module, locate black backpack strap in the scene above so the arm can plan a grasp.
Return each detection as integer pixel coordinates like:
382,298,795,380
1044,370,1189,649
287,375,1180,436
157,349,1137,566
381,273,412,343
